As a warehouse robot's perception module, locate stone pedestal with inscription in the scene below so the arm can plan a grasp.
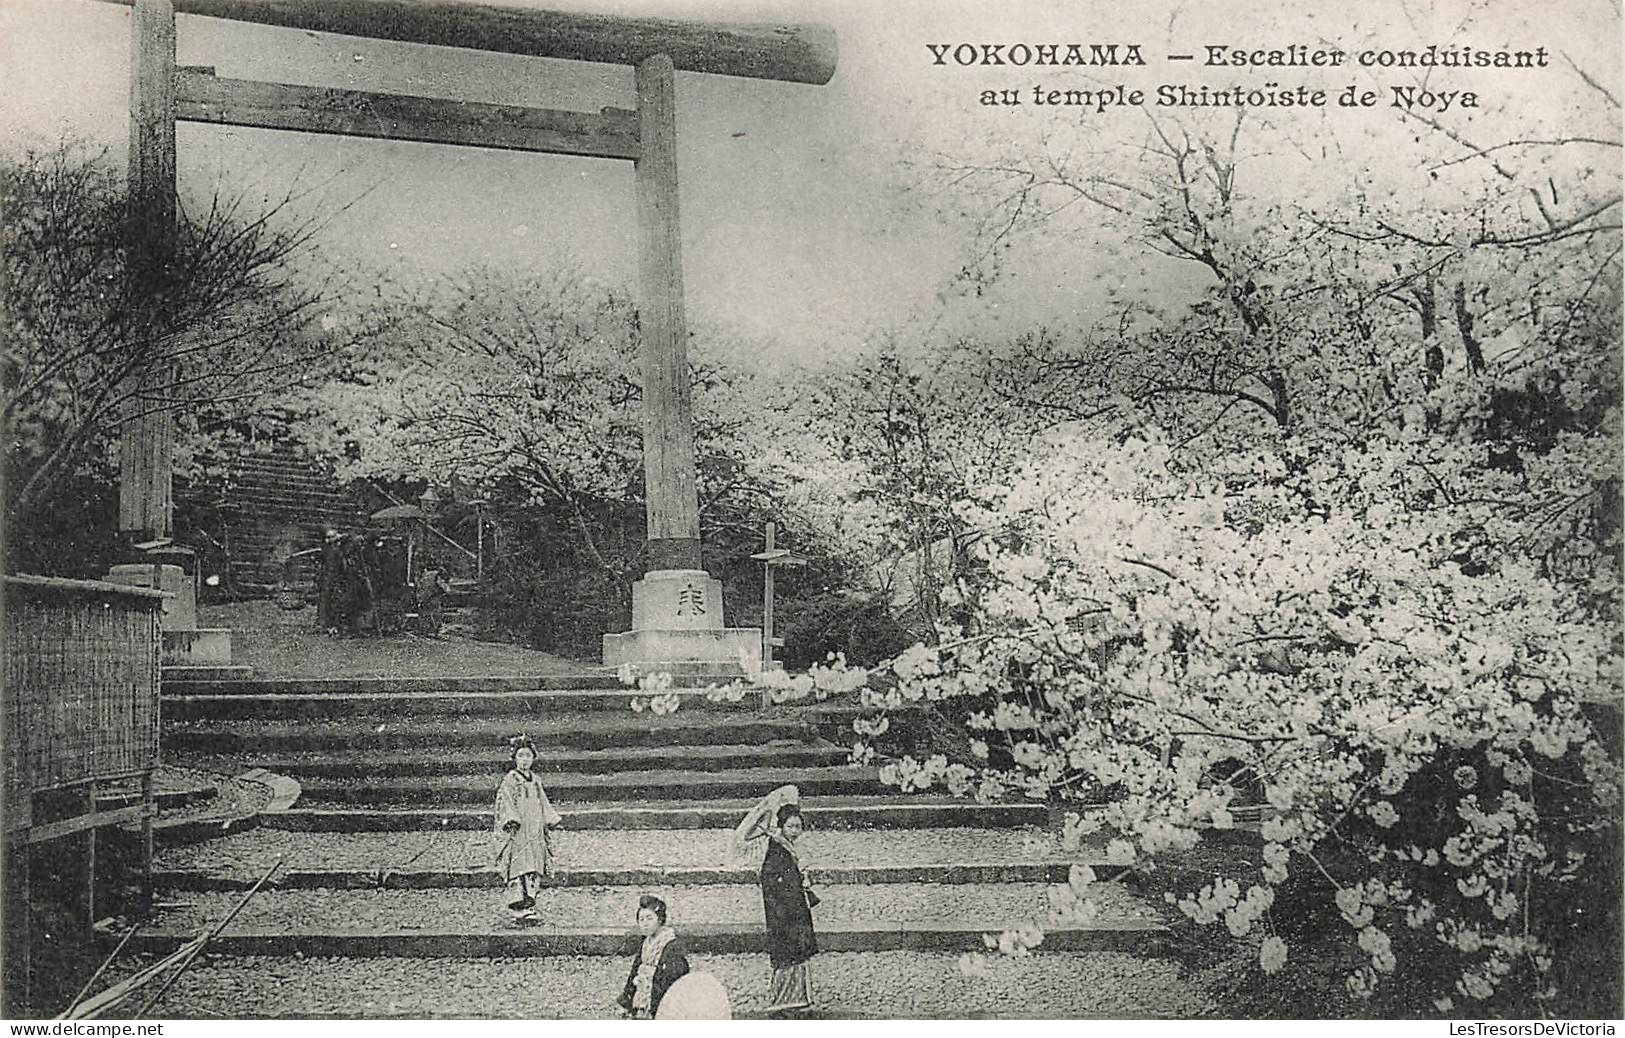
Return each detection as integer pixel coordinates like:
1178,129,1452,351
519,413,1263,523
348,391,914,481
602,568,762,675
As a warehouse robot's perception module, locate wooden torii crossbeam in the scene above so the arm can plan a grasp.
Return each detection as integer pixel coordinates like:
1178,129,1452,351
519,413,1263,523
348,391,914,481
110,0,835,672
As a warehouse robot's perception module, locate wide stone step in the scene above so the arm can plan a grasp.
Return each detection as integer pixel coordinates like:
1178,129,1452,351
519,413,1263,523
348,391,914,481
134,882,1165,957
236,474,344,490
162,689,760,720
232,469,342,487
174,741,852,778
296,766,887,805
227,473,346,492
234,497,355,518
130,919,1165,958
231,453,334,471
154,827,1084,883
112,950,1208,1018
157,861,1103,890
162,674,740,695
260,797,1046,831
155,828,1121,889
164,712,823,752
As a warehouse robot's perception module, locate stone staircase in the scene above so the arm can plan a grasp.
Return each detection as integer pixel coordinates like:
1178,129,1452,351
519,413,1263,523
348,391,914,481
439,579,484,637
136,672,1177,1018
180,449,370,591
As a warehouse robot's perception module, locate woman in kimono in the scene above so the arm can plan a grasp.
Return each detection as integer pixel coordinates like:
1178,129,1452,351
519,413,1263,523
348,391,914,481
493,734,562,925
738,790,818,1017
617,895,690,1018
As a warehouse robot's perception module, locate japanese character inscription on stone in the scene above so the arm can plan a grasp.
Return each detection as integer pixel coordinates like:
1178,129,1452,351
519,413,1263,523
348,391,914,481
676,582,706,617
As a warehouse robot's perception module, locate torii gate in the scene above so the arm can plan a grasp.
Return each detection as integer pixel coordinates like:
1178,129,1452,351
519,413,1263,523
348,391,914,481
108,0,836,674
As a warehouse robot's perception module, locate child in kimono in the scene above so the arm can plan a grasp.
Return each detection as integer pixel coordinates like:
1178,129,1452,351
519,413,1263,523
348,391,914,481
493,734,562,925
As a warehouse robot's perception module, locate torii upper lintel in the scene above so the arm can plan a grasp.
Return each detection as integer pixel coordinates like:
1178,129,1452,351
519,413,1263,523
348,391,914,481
100,0,838,85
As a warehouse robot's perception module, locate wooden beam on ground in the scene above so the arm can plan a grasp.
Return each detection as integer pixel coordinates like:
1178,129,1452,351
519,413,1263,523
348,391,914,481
97,0,837,85
175,68,640,160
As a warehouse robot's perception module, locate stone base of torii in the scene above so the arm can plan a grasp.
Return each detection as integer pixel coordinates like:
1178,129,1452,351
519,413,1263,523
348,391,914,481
104,557,235,669
603,569,762,676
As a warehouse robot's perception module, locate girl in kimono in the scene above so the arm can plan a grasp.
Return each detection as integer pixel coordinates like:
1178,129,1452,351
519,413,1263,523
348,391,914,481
617,895,690,1018
738,790,818,1017
493,734,562,925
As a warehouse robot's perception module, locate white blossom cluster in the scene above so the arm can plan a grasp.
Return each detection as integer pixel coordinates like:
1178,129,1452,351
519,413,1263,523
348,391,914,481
772,420,1621,1009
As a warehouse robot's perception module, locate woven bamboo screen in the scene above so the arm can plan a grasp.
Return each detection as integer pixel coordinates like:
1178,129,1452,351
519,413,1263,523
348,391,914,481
4,576,164,825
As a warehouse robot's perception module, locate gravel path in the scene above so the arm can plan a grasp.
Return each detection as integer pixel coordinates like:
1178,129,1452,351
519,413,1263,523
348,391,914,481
156,827,1074,875
147,882,1157,932
108,768,273,828
197,602,583,678
126,950,1215,1018
100,766,220,799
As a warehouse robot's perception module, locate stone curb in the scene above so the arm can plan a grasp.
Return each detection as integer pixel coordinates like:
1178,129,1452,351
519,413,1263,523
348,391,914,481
162,665,253,682
250,768,304,812
260,802,1048,831
127,919,1168,958
165,716,824,753
162,689,767,720
161,674,735,695
210,742,852,778
151,813,264,845
98,782,220,812
152,861,1130,890
148,770,302,847
296,766,884,805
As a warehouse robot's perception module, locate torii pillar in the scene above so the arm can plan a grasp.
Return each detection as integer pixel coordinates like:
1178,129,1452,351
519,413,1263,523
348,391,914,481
105,0,235,670
601,52,760,675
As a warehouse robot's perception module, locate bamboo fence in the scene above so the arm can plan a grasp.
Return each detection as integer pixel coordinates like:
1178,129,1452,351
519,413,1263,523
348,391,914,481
4,574,165,830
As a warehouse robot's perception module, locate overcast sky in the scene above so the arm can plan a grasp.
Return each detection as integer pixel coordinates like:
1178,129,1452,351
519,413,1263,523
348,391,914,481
3,0,1617,362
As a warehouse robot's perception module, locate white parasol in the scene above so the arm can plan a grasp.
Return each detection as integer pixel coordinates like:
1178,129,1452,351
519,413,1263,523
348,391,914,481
732,784,799,859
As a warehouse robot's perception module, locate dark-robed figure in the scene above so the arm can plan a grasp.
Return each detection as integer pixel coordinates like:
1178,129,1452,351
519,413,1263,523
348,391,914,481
617,895,690,1019
737,789,818,1016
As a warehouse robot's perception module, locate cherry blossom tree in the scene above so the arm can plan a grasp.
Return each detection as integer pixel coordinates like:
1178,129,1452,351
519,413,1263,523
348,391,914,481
2,143,356,571
653,7,1621,1011
840,34,1621,1007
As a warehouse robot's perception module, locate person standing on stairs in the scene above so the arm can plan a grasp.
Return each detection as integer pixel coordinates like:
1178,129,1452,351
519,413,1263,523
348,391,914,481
737,788,819,1017
493,735,563,925
617,895,690,1018
317,528,342,634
